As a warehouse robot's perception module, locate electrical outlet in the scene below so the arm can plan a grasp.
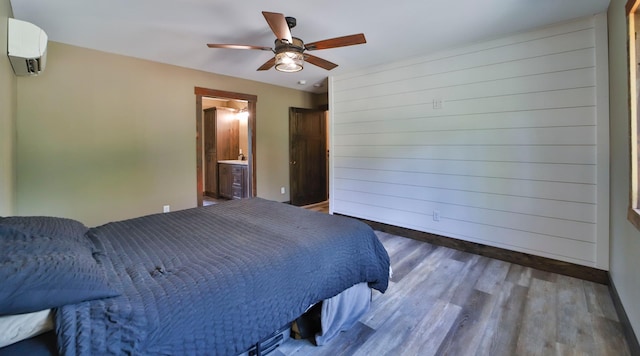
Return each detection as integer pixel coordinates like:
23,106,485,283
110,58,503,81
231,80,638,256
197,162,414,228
163,205,170,213
280,187,286,194
432,98,443,110
433,210,440,221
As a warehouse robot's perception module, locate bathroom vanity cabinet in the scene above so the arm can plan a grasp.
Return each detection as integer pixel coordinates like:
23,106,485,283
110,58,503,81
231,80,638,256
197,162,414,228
218,161,248,200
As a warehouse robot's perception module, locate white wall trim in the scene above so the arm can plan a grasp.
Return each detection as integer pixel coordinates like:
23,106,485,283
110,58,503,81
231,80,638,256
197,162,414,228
330,14,608,268
594,12,611,270
329,75,336,215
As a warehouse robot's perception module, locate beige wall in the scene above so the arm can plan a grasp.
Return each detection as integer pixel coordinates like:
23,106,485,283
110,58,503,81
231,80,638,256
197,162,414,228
608,0,640,339
16,42,315,226
0,2,16,216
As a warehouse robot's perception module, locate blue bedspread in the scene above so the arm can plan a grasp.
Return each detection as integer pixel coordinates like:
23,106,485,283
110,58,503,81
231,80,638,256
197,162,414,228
55,198,389,355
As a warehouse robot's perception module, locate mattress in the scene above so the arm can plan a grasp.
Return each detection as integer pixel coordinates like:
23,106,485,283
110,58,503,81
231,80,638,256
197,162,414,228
56,198,390,355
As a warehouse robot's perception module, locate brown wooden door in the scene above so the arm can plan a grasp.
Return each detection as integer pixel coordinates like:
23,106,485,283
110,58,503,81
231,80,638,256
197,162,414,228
204,108,217,197
289,107,327,206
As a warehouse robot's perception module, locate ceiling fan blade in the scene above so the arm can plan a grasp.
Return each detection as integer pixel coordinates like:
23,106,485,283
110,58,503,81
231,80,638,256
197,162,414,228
305,33,366,51
257,57,276,71
304,54,338,70
207,44,272,51
262,11,292,43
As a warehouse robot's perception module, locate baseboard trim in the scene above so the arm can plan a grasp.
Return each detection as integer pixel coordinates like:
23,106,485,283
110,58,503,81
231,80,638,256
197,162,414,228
608,274,640,355
348,217,609,285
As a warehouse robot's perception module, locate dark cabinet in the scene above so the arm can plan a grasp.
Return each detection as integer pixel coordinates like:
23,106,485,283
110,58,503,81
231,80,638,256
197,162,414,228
218,163,247,199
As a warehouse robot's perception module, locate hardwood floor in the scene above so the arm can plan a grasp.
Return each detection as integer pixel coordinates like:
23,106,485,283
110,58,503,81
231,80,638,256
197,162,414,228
275,230,631,355
203,195,229,206
301,200,329,213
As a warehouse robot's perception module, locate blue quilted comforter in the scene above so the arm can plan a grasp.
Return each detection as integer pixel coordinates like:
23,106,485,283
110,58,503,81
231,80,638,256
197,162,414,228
55,198,389,355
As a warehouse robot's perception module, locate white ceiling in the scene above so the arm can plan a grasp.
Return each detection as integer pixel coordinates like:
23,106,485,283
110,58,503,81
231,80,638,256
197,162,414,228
9,0,610,93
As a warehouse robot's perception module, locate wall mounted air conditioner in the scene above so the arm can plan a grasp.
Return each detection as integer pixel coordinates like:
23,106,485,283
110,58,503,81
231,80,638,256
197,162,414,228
7,18,48,76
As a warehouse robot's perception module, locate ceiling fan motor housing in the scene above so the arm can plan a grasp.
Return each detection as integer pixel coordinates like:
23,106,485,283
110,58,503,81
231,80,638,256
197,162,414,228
275,37,304,54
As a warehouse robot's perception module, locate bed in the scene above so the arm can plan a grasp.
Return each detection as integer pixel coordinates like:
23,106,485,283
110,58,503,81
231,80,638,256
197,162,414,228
0,197,390,355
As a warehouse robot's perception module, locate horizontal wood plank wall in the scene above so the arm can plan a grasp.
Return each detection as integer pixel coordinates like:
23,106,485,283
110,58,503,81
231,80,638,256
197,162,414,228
330,16,607,268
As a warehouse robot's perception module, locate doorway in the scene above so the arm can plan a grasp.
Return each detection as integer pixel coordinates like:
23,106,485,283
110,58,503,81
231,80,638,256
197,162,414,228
289,107,328,206
195,87,257,207
203,106,241,199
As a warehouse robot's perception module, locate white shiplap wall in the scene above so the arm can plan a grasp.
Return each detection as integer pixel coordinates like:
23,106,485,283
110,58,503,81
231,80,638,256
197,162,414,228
329,14,609,268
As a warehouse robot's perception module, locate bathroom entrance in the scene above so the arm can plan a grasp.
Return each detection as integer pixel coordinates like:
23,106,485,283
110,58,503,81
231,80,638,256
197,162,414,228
194,87,256,207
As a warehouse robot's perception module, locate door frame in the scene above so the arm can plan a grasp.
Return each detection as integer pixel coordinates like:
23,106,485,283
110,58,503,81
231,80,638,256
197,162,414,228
203,107,218,198
195,87,257,206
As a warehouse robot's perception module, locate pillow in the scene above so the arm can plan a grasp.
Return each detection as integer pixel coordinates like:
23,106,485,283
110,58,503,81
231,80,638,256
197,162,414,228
0,216,90,241
0,216,120,315
0,309,53,348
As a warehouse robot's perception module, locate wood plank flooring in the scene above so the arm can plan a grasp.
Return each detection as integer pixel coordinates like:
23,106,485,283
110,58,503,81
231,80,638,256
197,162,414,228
275,230,631,356
300,200,329,213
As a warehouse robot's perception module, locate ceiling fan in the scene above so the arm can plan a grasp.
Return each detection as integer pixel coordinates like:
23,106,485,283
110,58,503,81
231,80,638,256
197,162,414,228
206,11,366,73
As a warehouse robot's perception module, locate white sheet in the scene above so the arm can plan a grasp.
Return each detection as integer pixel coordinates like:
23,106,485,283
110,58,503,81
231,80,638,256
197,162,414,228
315,282,371,346
0,309,54,348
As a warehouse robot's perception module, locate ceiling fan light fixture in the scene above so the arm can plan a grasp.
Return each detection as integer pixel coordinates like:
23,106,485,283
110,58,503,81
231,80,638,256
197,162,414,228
207,13,365,72
275,50,304,72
